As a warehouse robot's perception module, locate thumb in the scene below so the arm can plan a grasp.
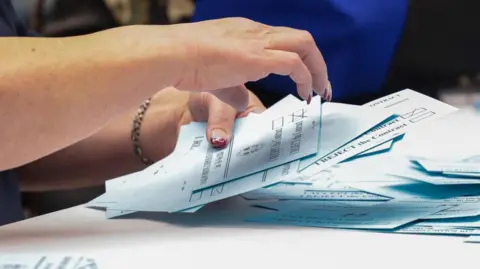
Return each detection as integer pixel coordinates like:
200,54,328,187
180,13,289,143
205,94,238,148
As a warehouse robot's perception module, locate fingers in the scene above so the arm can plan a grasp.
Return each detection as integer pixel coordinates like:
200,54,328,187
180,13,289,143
189,86,265,149
211,86,250,112
325,80,333,101
264,27,329,98
206,86,266,147
261,49,313,102
188,93,235,148
203,95,237,148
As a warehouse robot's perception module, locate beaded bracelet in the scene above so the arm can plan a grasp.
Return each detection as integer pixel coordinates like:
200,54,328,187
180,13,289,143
131,98,154,166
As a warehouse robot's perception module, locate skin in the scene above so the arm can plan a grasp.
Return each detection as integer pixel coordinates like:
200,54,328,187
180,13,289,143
16,88,265,191
0,17,331,190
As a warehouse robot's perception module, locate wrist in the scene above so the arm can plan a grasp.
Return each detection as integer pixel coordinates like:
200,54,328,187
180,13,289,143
133,92,188,164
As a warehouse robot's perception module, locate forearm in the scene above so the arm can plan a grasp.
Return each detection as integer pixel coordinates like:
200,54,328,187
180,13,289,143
14,106,182,192
0,26,182,170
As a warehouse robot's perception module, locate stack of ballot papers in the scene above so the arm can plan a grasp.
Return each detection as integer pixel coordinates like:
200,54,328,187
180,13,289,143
87,88,480,243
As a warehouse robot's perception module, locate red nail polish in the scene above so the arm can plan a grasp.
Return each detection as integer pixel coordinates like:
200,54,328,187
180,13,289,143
307,94,312,105
211,137,228,148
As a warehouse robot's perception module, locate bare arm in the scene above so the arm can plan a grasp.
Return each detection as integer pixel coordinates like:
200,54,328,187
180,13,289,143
0,18,331,172
14,88,265,192
0,26,182,171
14,107,181,192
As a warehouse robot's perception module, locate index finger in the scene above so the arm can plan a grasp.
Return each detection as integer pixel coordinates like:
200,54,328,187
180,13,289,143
264,27,329,98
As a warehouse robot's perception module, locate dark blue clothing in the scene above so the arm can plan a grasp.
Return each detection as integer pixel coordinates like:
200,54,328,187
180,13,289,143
192,0,409,102
0,171,23,226
0,0,29,226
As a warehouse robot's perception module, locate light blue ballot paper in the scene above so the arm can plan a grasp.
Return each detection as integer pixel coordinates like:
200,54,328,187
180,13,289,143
300,89,458,175
242,180,392,201
329,146,480,186
87,94,309,216
298,102,393,170
395,224,480,236
349,177,480,201
86,129,206,217
383,110,480,184
349,134,404,161
253,200,383,211
397,110,480,163
243,164,393,201
390,167,480,185
442,171,480,178
355,139,394,157
425,202,480,220
245,200,452,230
465,234,480,243
107,98,322,212
420,215,480,228
413,159,480,174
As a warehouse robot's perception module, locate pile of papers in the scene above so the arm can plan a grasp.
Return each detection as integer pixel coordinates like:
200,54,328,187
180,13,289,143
87,89,480,243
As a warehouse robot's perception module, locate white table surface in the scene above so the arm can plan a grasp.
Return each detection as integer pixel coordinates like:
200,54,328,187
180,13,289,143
0,196,478,269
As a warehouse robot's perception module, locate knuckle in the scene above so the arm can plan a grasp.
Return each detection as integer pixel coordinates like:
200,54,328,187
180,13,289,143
286,53,303,66
199,92,214,106
230,17,255,25
298,30,315,46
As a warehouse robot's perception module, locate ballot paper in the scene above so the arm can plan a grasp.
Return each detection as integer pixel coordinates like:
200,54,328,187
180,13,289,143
87,94,314,215
87,141,205,217
242,182,391,201
87,88,480,245
425,202,480,220
298,102,393,170
0,254,100,269
253,200,381,211
420,216,480,228
414,159,480,174
348,176,480,201
390,167,480,185
245,200,452,230
395,225,480,236
382,110,480,185
442,172,480,178
398,110,480,161
300,89,458,175
353,139,394,158
465,234,480,243
242,169,392,201
106,97,322,212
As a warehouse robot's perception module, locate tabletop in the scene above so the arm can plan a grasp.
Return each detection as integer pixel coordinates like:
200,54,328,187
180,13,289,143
0,196,477,268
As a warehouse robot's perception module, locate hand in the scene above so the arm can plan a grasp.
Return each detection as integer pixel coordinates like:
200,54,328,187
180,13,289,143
139,87,265,161
107,17,331,111
168,18,331,106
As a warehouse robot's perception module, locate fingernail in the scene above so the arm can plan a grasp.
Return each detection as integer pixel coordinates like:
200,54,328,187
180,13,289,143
307,94,312,105
251,107,265,114
211,129,229,148
326,81,332,101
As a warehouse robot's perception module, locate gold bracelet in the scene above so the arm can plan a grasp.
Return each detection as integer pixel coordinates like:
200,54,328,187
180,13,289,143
131,98,153,166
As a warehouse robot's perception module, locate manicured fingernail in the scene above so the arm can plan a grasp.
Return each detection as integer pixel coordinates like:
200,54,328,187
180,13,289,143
211,129,229,148
307,94,312,105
